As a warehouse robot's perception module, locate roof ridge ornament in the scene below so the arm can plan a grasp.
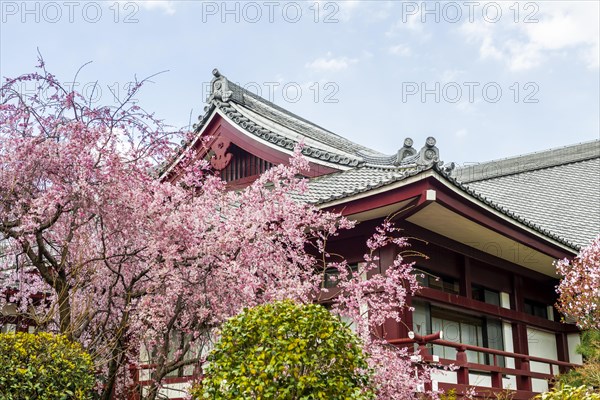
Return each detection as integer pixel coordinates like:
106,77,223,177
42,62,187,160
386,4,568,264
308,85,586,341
207,68,233,103
394,137,440,167
416,136,440,167
395,138,417,165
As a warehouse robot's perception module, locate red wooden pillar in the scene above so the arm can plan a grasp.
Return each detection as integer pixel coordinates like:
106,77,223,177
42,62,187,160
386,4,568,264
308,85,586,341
555,332,570,374
128,364,141,400
517,356,532,392
417,342,433,392
491,371,502,388
456,346,469,386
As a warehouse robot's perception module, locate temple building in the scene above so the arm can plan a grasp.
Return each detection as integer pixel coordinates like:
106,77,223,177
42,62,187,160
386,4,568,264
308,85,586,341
2,68,598,399
160,69,600,398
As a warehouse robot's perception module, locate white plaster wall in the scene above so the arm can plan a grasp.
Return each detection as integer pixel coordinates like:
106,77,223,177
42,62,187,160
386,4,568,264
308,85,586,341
502,322,515,369
527,327,558,393
501,321,517,389
431,369,457,384
567,333,583,365
499,292,518,389
469,373,492,387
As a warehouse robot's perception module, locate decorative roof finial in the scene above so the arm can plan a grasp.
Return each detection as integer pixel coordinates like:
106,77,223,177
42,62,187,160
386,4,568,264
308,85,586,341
395,137,417,165
207,68,233,103
416,136,440,166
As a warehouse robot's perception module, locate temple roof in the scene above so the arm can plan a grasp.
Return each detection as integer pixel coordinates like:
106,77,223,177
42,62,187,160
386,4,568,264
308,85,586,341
453,140,600,249
190,69,437,169
174,69,599,253
294,161,584,251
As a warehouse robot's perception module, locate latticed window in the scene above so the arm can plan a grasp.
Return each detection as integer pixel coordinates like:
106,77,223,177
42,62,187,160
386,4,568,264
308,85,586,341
219,144,273,183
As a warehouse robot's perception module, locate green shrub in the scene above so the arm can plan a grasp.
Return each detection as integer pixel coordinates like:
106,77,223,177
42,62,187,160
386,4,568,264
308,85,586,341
192,300,375,400
536,384,600,400
0,332,95,400
559,330,600,389
439,388,457,400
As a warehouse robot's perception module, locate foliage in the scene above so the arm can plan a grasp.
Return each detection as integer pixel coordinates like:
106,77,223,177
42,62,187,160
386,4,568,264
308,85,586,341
536,384,600,400
578,330,600,360
0,332,94,400
556,235,600,330
559,330,600,389
438,389,457,400
0,61,430,400
192,301,375,399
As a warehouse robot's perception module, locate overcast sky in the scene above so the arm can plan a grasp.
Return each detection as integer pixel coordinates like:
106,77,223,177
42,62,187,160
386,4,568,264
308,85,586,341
1,0,598,165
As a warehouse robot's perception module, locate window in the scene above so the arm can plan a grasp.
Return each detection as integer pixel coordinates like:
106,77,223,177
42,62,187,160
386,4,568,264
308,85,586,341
524,299,548,319
472,285,500,306
412,302,504,366
415,268,460,295
431,306,484,363
218,144,273,183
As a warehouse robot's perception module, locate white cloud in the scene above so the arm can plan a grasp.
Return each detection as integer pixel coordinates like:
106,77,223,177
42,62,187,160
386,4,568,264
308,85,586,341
388,44,412,57
305,53,358,72
336,0,361,21
459,2,599,70
137,1,176,15
386,12,425,36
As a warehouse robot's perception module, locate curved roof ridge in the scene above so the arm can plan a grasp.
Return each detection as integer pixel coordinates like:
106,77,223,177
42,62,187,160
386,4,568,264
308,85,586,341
208,69,385,158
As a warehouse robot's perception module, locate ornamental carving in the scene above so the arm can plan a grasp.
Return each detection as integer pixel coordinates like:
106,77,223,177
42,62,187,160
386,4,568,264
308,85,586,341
210,136,233,170
395,137,417,165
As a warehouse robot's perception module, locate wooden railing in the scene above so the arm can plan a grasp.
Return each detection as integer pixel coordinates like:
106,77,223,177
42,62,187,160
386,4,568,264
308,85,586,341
123,363,199,400
122,335,580,400
389,333,580,399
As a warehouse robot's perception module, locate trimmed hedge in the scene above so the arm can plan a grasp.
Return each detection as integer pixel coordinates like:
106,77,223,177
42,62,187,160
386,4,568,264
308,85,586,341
0,332,95,400
536,384,600,400
192,300,374,400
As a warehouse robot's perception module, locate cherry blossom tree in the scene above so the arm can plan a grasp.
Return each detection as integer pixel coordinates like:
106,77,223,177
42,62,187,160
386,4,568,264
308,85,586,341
0,58,180,399
0,61,433,400
556,235,600,330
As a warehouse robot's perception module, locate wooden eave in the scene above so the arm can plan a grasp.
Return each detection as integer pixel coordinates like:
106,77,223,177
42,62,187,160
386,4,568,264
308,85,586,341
320,170,576,276
162,109,340,183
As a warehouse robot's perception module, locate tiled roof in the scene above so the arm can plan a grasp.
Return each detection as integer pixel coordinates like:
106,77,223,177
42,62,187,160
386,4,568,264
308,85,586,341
177,69,597,251
453,141,600,249
296,164,425,205
191,69,421,169
299,162,582,251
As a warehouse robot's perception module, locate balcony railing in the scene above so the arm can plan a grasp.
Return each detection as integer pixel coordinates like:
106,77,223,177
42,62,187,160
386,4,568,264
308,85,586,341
389,333,580,399
122,334,581,400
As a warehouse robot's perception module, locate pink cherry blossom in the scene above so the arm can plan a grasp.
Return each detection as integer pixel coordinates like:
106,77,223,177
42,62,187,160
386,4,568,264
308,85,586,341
556,235,600,330
1,61,434,400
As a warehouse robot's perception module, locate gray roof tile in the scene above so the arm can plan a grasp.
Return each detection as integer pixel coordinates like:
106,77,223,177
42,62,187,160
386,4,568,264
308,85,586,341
193,70,416,168
296,165,423,204
182,70,598,251
455,141,600,248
